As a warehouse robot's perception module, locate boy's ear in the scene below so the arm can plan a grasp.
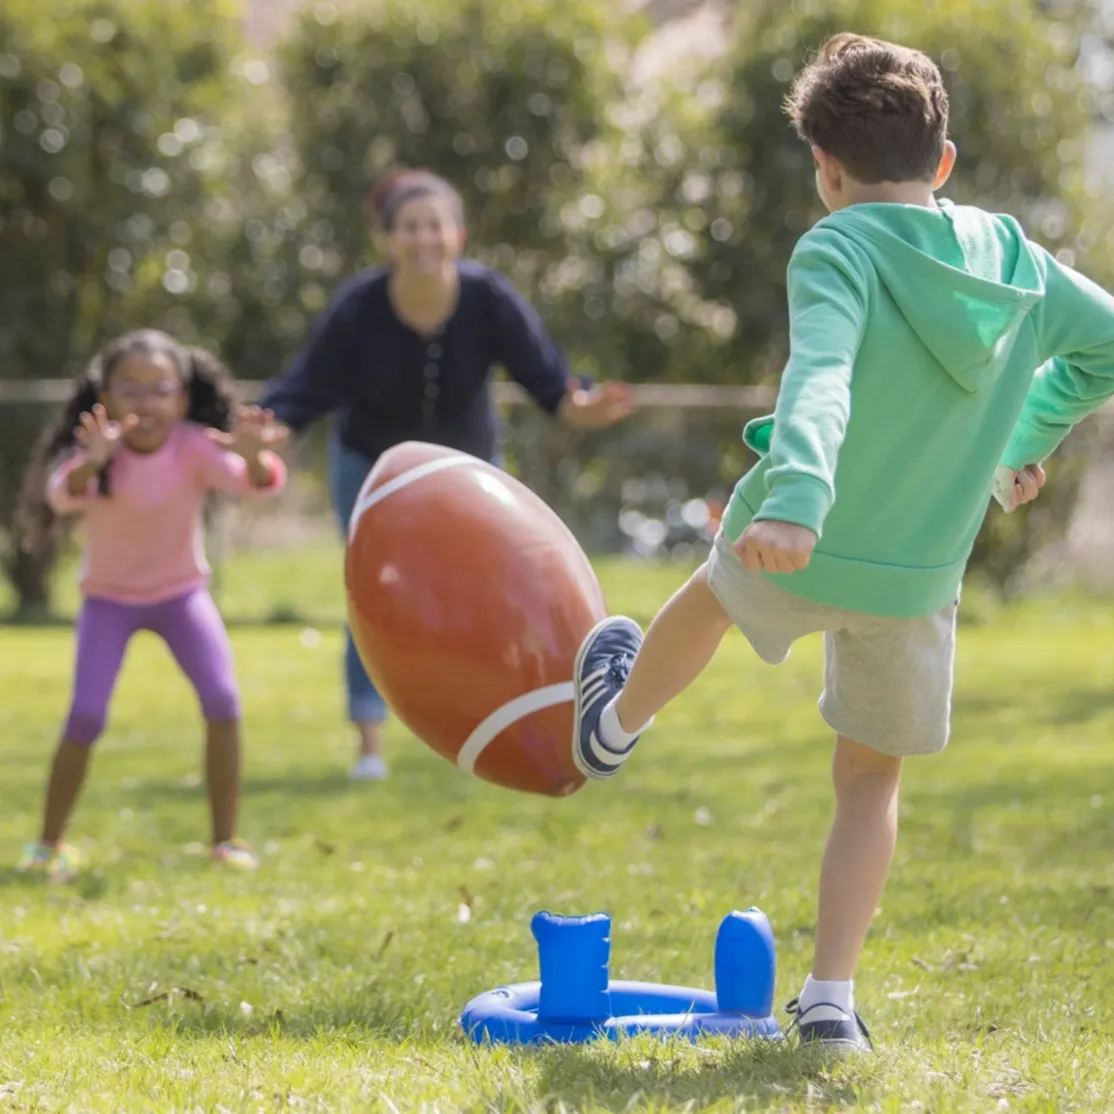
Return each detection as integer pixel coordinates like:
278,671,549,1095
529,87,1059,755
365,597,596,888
812,145,842,189
934,141,957,190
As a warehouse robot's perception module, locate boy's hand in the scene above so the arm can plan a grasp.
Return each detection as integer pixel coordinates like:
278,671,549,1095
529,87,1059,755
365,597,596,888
735,520,818,575
992,463,1046,513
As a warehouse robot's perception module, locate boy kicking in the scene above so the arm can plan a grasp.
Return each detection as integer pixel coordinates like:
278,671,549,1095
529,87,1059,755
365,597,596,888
572,32,1114,1052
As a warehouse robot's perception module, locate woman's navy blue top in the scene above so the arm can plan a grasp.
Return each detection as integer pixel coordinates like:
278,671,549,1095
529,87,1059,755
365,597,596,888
259,260,574,464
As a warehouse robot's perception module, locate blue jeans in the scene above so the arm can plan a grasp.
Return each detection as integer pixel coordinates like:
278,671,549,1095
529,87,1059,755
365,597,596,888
328,435,389,724
328,434,502,724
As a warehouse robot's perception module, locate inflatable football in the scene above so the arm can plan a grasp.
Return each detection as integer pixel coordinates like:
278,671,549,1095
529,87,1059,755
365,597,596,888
344,442,608,797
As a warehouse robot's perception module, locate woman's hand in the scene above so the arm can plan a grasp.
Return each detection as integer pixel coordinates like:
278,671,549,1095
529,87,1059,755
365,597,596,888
558,381,637,430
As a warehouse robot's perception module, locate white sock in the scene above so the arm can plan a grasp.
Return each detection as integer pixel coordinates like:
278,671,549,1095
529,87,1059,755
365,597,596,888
598,697,652,752
798,975,854,1015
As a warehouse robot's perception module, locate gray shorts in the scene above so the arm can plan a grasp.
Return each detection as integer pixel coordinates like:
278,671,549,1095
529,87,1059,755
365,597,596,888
705,532,957,757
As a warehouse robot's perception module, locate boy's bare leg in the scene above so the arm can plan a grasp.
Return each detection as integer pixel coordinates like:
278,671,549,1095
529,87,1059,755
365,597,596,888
614,567,733,733
571,565,732,779
813,735,902,979
791,735,901,1054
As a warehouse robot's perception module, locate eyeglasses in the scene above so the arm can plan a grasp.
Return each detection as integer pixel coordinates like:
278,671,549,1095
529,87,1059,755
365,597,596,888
109,381,181,403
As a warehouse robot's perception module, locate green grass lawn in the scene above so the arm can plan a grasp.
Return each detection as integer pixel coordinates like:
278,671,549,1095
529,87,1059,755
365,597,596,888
2,546,1114,1112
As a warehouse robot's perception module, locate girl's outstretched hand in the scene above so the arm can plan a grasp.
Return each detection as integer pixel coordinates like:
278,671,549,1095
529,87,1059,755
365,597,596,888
207,406,289,462
74,404,137,467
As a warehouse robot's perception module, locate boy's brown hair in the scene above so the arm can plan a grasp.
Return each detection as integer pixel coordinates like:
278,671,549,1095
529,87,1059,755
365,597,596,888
785,33,949,184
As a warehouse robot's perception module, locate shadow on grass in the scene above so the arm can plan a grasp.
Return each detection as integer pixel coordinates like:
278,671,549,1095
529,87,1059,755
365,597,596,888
142,773,359,801
953,685,1114,729
521,1038,873,1110
151,1009,875,1109
140,993,417,1044
0,866,112,901
1025,686,1114,729
137,770,473,804
1,612,339,630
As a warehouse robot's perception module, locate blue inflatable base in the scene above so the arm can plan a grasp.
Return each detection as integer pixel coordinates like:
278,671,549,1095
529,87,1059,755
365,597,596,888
461,979,783,1045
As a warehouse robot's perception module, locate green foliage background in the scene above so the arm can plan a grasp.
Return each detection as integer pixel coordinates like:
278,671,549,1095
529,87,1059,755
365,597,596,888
2,0,1111,612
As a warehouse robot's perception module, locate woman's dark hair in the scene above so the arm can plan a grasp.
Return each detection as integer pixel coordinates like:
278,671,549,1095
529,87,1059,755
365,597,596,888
15,329,240,555
365,167,465,232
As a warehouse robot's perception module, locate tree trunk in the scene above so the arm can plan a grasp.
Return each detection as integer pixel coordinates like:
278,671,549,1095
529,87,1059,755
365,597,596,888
5,542,56,621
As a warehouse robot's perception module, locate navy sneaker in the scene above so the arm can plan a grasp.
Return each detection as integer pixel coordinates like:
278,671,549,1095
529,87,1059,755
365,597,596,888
571,616,646,780
786,997,874,1055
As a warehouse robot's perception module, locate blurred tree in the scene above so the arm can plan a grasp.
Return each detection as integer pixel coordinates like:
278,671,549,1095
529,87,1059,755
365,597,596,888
0,0,319,616
275,0,637,315
2,0,1110,612
0,0,251,614
596,0,1102,381
702,0,1097,373
272,0,746,553
586,0,1112,582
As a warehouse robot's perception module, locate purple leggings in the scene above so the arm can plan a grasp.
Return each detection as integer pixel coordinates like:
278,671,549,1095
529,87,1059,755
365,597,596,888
64,588,241,745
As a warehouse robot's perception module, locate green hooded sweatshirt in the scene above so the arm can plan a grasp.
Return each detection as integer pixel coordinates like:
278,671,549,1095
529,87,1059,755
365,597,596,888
720,199,1114,619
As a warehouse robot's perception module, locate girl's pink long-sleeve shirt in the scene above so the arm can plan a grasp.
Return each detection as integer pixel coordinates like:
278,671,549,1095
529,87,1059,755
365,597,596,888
46,421,286,605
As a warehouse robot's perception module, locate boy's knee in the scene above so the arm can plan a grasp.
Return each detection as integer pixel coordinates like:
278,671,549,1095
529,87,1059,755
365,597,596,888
832,734,903,789
691,563,733,629
64,708,106,746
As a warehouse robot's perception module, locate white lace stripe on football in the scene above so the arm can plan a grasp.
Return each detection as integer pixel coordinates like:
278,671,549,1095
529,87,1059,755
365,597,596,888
347,454,477,542
457,682,575,774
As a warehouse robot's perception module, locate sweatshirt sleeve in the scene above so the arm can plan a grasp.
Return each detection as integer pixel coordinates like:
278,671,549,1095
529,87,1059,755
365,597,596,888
752,230,868,536
195,431,287,498
257,282,360,432
487,270,572,416
1003,249,1114,469
45,454,97,514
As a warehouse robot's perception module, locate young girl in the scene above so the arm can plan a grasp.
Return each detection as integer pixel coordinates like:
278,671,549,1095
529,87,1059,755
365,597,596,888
15,329,288,881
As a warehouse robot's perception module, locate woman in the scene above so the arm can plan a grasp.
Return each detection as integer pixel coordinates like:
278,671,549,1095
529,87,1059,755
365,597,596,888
260,168,635,781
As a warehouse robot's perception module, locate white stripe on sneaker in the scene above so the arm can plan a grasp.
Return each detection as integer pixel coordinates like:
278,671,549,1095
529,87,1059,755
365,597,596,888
572,615,640,781
587,729,628,768
581,678,611,709
799,1003,853,1024
581,666,610,690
